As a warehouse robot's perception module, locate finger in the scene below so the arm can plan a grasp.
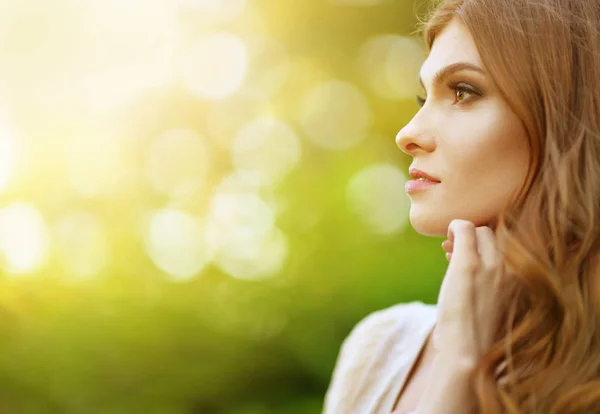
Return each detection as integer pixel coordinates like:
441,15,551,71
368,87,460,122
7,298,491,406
442,220,479,320
473,226,504,354
447,219,479,271
474,226,505,295
474,226,499,268
445,252,452,262
441,239,454,253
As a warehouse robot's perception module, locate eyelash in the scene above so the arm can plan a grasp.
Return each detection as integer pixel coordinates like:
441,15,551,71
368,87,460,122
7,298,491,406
416,82,482,108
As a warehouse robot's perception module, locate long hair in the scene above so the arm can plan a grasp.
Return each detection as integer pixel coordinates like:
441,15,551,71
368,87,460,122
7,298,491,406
419,0,600,412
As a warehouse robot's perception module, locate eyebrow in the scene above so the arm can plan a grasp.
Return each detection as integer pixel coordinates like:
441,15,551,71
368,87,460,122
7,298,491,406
419,62,485,89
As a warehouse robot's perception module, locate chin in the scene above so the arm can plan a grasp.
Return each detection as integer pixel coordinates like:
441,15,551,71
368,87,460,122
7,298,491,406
409,205,497,236
408,209,450,237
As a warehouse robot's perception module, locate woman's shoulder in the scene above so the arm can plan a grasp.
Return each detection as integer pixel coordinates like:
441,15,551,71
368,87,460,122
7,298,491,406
334,301,437,367
323,301,437,413
345,301,437,346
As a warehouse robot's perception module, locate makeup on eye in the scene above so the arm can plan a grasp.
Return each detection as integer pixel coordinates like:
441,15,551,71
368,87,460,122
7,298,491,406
416,80,483,108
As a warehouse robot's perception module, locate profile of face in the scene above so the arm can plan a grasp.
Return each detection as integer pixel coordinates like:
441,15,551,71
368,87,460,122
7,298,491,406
396,17,530,237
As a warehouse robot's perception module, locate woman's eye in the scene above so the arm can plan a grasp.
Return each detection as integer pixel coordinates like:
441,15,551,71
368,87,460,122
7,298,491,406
454,87,473,103
415,83,480,108
450,83,481,104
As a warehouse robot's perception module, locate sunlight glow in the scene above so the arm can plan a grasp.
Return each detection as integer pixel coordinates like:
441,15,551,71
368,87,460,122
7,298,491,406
66,131,127,198
145,129,211,198
347,163,410,234
232,117,301,187
237,36,291,101
144,209,212,281
0,203,50,275
357,35,425,100
54,211,110,281
205,179,287,280
0,0,179,111
178,0,247,23
0,110,18,193
179,33,249,100
299,81,371,150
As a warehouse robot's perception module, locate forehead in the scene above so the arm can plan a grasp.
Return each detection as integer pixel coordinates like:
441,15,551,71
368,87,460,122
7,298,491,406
420,18,483,81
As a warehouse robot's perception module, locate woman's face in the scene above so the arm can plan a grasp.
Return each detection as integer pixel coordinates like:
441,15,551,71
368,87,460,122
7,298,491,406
396,17,530,237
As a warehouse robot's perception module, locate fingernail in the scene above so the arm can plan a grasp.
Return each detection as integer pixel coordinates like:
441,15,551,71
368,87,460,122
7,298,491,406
445,252,451,261
441,240,453,252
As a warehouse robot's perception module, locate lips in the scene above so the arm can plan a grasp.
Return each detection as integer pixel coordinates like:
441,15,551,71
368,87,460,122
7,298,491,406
408,167,441,183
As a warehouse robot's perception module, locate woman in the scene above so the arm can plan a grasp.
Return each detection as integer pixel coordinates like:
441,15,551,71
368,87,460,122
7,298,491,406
324,0,600,413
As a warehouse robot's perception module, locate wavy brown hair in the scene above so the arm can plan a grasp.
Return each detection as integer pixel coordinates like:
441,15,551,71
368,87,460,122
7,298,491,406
418,0,600,412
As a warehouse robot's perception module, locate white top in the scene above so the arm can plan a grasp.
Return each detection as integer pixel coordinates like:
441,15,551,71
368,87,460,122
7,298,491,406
323,301,438,414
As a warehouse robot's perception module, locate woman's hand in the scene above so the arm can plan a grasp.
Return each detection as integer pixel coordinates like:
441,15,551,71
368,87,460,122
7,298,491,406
434,219,506,365
413,219,508,414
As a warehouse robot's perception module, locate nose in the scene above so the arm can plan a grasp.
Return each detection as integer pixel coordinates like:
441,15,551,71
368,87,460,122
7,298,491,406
395,114,436,155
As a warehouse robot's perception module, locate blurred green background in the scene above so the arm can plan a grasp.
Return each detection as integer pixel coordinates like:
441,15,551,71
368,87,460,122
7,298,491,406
0,0,448,412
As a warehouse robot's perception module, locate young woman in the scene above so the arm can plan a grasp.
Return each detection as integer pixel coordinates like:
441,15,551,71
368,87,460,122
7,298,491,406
323,0,600,413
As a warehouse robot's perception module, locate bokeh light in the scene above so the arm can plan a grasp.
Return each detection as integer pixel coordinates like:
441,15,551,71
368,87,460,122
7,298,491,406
214,170,264,194
237,36,291,101
346,163,410,234
178,0,247,24
65,130,128,198
205,178,286,280
232,117,301,187
298,81,371,150
214,226,288,281
144,208,213,282
0,202,50,275
53,211,110,281
145,128,212,198
205,98,265,149
0,0,179,112
206,192,275,250
0,1,447,412
0,110,18,193
179,32,249,100
357,34,425,100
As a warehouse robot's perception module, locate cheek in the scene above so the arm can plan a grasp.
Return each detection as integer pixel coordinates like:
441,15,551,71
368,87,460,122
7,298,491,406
439,111,529,215
445,110,529,182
